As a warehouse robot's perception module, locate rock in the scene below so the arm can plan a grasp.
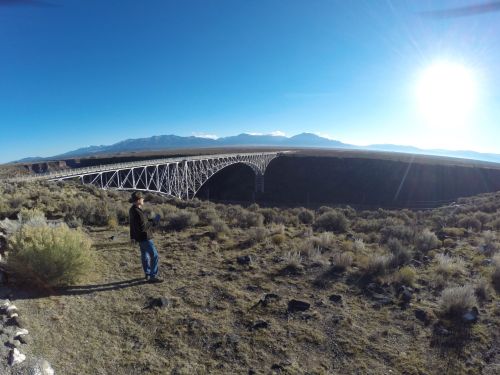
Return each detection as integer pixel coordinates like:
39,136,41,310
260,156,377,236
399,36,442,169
237,255,252,266
329,294,342,303
400,289,413,305
462,307,479,324
271,363,286,371
145,297,170,309
14,329,29,339
21,359,55,375
482,258,493,266
8,348,26,365
0,299,10,313
287,299,310,313
251,320,269,330
414,309,431,325
18,335,31,345
8,316,27,328
371,293,393,305
40,360,55,375
5,338,22,348
6,304,18,318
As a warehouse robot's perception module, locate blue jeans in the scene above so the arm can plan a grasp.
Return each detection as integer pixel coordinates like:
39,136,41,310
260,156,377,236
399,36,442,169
139,240,159,278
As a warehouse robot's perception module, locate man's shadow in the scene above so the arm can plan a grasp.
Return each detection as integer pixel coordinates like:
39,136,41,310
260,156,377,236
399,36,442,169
7,277,149,300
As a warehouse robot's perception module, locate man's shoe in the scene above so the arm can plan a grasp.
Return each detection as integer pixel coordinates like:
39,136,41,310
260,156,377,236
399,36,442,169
145,275,150,281
148,276,164,283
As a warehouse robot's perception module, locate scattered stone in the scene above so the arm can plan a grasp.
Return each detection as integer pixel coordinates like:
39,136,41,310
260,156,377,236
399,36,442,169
414,309,431,325
40,360,55,375
409,259,423,267
18,335,31,345
287,299,310,313
251,320,269,331
462,307,479,324
398,287,412,307
8,348,26,366
237,255,252,266
271,363,286,372
8,316,27,328
5,338,22,349
145,297,170,309
14,329,29,338
0,299,10,312
482,258,493,266
371,293,393,305
329,294,342,303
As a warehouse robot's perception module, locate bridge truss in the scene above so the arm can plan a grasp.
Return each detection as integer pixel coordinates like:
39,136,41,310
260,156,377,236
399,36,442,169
16,152,285,200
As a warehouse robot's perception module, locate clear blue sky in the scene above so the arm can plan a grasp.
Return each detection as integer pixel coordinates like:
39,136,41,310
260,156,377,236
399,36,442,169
1,0,500,163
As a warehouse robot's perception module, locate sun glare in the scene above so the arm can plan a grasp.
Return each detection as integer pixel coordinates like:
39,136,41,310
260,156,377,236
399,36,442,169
415,61,478,130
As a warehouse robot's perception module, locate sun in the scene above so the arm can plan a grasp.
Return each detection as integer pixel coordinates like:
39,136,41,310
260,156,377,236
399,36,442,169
415,61,478,129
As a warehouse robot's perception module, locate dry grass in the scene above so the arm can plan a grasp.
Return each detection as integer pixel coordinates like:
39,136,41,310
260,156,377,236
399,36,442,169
439,285,477,317
0,181,498,374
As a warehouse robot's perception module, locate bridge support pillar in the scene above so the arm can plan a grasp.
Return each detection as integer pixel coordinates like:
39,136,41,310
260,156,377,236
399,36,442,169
255,173,265,193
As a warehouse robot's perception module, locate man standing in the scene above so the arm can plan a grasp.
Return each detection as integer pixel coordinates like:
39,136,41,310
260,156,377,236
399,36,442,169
129,191,163,283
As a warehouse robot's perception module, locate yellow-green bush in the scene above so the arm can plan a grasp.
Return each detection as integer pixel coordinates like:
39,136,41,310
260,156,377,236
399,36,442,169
395,266,417,286
7,224,92,287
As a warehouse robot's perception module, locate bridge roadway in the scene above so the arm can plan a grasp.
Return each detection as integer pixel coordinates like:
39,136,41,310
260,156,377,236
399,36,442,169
10,151,291,199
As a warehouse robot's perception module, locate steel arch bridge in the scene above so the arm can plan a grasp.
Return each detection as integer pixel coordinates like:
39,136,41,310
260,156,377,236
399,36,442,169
14,152,288,200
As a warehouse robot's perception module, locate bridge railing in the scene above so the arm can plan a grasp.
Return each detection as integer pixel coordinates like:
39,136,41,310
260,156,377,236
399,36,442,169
8,151,291,182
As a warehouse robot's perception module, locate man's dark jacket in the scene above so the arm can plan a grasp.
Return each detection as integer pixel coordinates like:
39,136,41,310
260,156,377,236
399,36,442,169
129,205,152,242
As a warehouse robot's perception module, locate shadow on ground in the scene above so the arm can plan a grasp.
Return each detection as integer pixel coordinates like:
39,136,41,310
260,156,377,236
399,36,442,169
0,278,149,300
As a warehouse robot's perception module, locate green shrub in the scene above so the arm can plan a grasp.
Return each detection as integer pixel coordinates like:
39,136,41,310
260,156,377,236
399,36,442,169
387,237,413,267
441,227,466,238
297,209,314,224
314,210,348,232
167,211,199,230
457,216,481,232
380,224,413,244
197,207,220,226
479,230,498,256
236,211,264,228
259,208,283,225
493,255,500,293
7,224,92,287
210,219,230,238
246,227,268,244
414,229,440,253
364,254,393,277
439,285,477,318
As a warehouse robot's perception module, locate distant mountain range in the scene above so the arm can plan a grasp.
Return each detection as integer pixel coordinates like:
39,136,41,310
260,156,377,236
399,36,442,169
12,132,500,164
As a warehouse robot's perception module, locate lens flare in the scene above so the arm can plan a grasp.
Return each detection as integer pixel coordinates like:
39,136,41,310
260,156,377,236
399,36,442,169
415,61,478,129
